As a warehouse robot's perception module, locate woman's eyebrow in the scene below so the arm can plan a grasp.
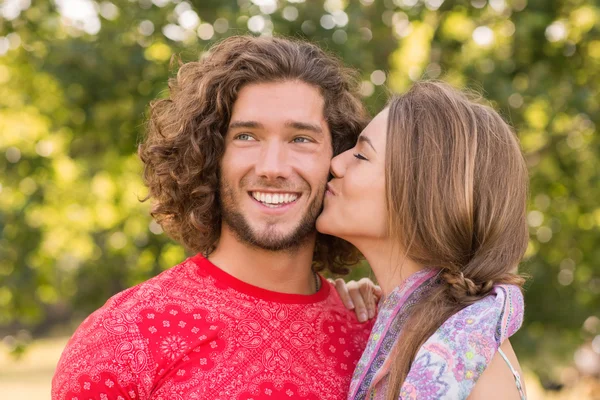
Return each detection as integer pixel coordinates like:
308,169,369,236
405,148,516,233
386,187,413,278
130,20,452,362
358,135,377,153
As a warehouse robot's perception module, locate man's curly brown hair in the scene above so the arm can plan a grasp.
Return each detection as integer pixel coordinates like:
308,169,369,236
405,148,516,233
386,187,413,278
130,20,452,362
138,35,368,275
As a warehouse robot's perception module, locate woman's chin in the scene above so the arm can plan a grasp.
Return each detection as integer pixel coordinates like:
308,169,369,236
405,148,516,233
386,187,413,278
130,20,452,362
315,213,335,236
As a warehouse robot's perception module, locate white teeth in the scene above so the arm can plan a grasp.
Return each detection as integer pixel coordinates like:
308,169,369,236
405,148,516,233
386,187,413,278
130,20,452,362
251,192,298,206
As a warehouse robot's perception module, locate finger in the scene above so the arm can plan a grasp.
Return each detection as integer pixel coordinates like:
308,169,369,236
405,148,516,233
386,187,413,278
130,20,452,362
334,278,355,310
373,285,383,299
348,282,368,323
358,278,377,320
372,285,383,315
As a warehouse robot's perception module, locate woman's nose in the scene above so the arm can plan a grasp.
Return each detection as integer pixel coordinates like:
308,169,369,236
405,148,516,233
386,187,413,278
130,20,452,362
330,150,349,179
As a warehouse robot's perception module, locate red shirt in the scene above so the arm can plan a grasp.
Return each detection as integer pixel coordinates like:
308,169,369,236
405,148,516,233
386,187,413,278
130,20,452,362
52,254,373,399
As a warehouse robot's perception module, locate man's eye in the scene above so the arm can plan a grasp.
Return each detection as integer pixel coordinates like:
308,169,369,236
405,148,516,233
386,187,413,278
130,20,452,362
235,133,255,141
353,153,368,161
292,137,311,144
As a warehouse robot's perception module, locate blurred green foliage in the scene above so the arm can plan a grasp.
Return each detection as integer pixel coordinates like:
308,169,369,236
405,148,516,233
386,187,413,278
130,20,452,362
1,0,599,380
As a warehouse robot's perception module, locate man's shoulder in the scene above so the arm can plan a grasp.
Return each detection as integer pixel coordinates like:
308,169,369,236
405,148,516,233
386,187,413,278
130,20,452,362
320,279,374,333
58,257,204,355
92,256,198,312
52,256,205,398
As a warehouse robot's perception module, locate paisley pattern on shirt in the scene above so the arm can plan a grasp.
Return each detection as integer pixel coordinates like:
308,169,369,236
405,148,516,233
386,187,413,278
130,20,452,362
52,255,373,400
349,269,524,400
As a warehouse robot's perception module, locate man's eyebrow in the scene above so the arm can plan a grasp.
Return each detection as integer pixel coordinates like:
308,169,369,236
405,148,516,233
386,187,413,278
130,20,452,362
228,120,264,130
229,120,324,136
285,120,323,135
358,135,377,153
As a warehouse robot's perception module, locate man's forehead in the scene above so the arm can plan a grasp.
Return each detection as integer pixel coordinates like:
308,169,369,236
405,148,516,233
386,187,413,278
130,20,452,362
231,81,327,122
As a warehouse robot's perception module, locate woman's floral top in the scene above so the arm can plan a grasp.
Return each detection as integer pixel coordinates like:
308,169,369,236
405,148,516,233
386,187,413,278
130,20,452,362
349,268,524,400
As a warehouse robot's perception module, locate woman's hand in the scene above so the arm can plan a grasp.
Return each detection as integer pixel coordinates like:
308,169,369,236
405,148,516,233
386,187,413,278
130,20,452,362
332,277,383,323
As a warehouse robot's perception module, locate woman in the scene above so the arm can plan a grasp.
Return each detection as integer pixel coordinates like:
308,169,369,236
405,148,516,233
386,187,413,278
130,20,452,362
317,81,528,400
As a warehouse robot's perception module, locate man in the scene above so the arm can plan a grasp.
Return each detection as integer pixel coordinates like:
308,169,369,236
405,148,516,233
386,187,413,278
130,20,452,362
52,36,377,400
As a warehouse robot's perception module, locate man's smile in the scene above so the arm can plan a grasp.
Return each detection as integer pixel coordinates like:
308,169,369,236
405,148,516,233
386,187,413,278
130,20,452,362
249,191,301,208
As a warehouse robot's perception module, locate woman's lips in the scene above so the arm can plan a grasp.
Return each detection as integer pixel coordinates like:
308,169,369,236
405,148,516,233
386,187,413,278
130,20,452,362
326,183,337,196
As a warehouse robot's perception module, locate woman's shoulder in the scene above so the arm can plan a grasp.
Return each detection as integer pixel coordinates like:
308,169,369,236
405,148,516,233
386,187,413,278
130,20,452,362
400,284,525,399
443,284,525,345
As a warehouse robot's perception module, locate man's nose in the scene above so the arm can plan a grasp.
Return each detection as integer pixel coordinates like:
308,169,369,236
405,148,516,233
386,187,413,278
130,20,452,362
255,141,292,180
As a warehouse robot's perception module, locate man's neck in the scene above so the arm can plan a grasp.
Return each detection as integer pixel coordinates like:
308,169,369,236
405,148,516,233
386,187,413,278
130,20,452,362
207,227,318,295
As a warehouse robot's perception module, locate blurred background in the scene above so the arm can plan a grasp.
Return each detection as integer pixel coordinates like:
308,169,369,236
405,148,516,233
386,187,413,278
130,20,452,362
1,0,599,398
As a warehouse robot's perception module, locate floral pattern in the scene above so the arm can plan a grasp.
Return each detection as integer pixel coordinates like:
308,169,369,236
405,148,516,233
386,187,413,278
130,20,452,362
349,269,524,400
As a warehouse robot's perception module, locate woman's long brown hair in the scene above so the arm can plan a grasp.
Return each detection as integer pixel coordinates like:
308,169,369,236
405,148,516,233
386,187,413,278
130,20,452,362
383,81,528,399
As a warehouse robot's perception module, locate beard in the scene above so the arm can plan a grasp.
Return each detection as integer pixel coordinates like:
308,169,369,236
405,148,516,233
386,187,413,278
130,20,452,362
219,177,325,252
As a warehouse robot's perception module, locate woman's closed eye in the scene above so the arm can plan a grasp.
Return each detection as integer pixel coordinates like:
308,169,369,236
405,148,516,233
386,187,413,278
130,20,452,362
354,153,368,161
